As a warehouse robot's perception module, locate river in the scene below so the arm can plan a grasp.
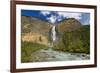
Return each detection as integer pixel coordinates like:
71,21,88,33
31,48,90,62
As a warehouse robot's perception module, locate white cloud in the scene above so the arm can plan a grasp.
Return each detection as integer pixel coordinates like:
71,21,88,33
57,12,82,20
40,11,82,24
46,14,63,24
47,15,57,24
40,11,50,16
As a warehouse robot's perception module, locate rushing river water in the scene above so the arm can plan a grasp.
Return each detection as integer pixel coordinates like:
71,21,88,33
32,48,90,62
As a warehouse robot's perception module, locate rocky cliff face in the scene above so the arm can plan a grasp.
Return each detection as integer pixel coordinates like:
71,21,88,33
57,18,82,33
21,16,52,45
21,16,52,35
21,17,81,34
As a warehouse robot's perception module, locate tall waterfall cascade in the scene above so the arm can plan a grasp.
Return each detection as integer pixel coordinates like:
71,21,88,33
52,25,56,42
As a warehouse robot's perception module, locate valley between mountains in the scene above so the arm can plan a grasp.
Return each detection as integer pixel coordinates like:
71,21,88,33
21,16,90,63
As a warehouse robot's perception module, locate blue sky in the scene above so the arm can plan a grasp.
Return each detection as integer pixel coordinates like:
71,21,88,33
21,10,90,25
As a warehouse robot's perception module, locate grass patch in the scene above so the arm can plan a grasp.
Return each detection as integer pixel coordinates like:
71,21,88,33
21,41,48,63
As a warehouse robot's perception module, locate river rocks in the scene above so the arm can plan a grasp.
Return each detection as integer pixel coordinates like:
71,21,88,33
31,48,90,62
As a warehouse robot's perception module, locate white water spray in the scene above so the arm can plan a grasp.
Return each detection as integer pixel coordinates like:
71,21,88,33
52,25,56,42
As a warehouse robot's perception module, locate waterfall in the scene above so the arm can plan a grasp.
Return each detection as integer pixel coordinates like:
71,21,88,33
52,25,56,42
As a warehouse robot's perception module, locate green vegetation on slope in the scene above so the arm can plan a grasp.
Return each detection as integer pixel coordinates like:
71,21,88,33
53,25,90,54
21,41,48,63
